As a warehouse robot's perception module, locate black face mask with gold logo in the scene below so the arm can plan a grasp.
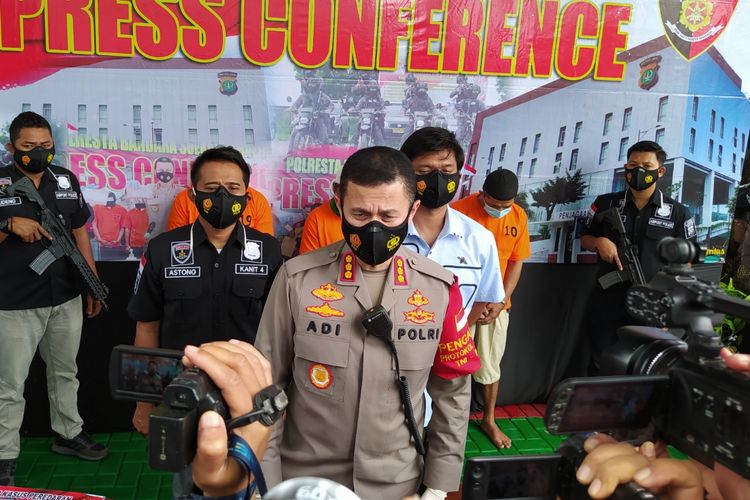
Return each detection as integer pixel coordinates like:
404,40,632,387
14,146,55,174
342,213,409,266
625,166,659,191
415,170,461,208
193,186,247,229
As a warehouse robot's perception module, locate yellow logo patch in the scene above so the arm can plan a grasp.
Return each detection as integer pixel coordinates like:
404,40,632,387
305,302,345,318
309,363,332,389
311,283,344,302
407,289,430,307
386,234,400,251
404,308,436,324
679,0,713,33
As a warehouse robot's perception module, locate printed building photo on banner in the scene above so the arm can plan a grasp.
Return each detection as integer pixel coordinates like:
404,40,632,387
0,0,748,263
467,35,750,264
0,60,272,260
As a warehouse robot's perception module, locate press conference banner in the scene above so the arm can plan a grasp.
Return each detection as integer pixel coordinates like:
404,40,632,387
0,0,748,261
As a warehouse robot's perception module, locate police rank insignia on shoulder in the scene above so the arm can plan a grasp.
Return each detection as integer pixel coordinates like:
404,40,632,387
390,255,410,285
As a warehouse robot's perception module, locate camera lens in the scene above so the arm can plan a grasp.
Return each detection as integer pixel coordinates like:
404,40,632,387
628,339,685,375
601,326,686,376
657,237,704,264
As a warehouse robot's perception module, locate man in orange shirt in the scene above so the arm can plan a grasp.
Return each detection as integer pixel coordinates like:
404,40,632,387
122,200,151,259
93,192,127,260
298,199,343,254
167,185,274,236
452,169,530,449
298,172,343,254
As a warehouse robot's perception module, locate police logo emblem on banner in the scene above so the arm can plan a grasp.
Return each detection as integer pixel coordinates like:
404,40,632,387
638,56,662,90
170,241,193,266
659,0,738,61
218,71,238,96
242,240,262,262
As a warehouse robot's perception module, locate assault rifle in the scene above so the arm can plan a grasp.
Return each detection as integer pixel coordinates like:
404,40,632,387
7,176,110,310
595,207,646,289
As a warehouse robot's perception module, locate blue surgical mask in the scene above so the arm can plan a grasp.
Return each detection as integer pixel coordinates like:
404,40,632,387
484,204,511,219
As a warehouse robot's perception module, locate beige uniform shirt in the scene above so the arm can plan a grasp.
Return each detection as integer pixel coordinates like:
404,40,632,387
256,241,471,499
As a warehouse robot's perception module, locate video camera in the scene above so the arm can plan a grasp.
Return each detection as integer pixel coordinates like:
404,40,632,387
464,237,750,499
109,345,287,472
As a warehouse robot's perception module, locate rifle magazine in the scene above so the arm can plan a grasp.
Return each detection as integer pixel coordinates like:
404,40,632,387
29,249,57,275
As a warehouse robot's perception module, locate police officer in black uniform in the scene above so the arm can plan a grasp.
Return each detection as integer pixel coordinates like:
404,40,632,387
581,140,696,374
127,146,282,497
0,112,107,487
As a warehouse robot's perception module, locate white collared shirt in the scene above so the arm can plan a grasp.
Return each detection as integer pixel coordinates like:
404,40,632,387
404,207,504,312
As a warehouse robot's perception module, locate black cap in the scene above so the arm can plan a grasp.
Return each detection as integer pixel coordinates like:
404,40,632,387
483,169,518,201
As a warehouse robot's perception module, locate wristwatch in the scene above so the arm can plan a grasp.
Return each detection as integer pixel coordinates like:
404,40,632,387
0,217,10,234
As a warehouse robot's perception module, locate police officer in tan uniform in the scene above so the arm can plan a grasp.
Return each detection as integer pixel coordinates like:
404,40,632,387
255,147,475,500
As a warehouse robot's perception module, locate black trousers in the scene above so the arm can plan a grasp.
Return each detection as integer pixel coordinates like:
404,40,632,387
586,282,629,375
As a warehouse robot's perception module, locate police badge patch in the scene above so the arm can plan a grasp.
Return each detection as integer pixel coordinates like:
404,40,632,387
0,177,11,192
242,240,263,262
656,203,673,219
56,175,72,190
170,241,194,266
